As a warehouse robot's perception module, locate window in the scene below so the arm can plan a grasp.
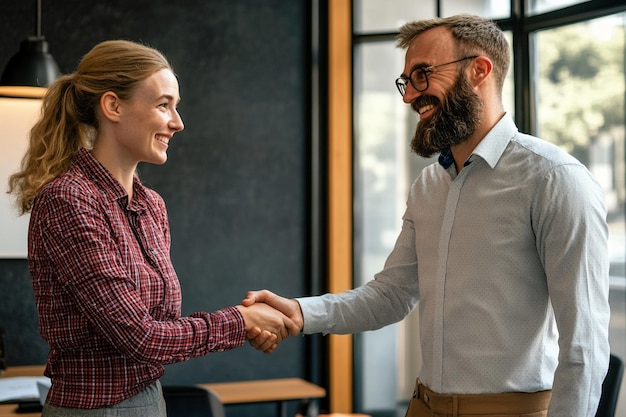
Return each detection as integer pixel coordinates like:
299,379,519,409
351,1,626,415
353,39,412,413
534,15,626,398
527,0,590,15
442,0,510,19
354,0,435,33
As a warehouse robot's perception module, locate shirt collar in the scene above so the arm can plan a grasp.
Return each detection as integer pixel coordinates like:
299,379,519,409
437,113,517,170
74,148,146,207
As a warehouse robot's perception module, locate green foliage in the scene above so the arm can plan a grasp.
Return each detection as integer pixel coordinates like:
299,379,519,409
536,17,625,153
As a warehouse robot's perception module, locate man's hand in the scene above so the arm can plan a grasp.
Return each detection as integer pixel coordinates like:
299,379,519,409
241,290,304,344
235,302,299,353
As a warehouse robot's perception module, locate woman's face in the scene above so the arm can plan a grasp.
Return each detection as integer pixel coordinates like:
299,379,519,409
114,68,184,167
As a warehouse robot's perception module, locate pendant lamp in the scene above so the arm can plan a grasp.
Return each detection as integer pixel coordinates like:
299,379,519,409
0,0,59,99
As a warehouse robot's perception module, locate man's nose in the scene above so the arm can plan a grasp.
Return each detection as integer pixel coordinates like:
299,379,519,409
402,83,420,104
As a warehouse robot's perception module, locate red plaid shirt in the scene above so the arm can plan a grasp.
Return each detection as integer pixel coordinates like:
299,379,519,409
28,148,246,409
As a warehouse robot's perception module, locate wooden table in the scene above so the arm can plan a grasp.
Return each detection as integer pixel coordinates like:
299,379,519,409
0,366,325,417
0,366,45,417
0,365,45,378
202,378,326,417
0,404,40,417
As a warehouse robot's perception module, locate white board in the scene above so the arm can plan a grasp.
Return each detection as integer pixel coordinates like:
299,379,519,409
0,98,41,258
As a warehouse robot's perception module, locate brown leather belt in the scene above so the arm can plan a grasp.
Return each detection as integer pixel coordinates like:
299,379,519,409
414,379,552,415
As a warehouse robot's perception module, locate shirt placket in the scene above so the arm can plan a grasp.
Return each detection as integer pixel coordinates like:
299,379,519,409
431,165,471,392
128,210,162,290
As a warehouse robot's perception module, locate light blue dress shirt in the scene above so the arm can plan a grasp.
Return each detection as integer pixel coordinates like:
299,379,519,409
298,114,610,416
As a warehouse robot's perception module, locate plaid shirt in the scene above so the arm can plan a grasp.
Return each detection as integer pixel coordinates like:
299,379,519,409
28,148,246,409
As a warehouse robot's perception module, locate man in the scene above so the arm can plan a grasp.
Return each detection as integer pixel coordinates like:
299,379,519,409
245,14,610,417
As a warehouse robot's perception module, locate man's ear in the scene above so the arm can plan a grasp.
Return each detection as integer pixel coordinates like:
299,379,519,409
470,55,493,87
100,91,121,122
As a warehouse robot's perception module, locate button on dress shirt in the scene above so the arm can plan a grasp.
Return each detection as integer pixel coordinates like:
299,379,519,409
298,114,610,416
29,148,246,409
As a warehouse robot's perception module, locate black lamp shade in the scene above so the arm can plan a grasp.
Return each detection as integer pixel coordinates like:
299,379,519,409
0,36,60,98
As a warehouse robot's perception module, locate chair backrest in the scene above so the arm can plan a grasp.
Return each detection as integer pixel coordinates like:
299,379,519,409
595,354,624,417
162,385,225,417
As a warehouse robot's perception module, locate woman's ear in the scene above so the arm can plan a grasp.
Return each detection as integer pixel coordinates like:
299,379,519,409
470,55,493,87
100,91,121,122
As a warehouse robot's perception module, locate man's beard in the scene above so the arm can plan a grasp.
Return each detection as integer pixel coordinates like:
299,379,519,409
410,72,483,158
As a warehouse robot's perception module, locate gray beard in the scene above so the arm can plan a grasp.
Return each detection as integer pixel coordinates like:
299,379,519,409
410,73,483,158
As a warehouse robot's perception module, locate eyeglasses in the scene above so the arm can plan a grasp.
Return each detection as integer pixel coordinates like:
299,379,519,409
395,56,478,96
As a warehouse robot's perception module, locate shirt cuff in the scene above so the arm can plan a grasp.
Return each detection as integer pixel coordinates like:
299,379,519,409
192,306,246,352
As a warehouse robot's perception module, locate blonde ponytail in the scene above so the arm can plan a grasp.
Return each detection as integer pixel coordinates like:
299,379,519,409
8,40,172,214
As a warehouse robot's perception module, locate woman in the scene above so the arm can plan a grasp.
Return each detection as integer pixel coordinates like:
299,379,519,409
8,40,296,416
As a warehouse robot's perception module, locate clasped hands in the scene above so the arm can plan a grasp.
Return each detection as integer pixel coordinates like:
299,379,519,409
235,290,302,353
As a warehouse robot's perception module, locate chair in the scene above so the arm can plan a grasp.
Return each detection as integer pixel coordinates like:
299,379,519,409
162,385,225,417
595,354,624,417
296,400,371,417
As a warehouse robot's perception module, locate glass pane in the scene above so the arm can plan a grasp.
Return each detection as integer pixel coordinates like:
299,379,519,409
528,0,590,15
535,13,626,416
353,40,409,413
442,0,510,19
354,0,436,33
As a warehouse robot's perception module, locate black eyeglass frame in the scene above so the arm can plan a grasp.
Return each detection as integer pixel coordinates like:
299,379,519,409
395,55,479,96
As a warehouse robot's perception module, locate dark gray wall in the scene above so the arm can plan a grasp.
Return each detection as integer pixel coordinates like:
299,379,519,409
0,1,315,415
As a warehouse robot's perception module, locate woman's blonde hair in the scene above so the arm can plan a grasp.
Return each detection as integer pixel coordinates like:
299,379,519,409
8,40,172,214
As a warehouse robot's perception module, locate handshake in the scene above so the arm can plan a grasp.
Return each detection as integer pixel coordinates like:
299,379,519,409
235,290,302,354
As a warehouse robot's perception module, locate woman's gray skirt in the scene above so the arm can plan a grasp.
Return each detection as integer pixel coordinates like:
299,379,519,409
42,381,166,417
